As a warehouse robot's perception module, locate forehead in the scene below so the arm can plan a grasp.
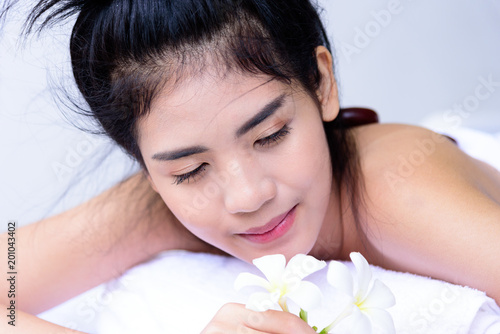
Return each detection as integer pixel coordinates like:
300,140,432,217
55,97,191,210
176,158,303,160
137,70,298,149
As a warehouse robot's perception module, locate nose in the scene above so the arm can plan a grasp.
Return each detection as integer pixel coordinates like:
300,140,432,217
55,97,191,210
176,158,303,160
223,157,277,214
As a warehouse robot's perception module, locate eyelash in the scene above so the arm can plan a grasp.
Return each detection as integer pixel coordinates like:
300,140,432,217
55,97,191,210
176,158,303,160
173,163,207,185
173,125,291,185
255,124,291,147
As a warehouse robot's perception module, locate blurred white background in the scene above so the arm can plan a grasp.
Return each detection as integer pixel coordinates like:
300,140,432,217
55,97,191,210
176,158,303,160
1,0,500,231
319,0,500,129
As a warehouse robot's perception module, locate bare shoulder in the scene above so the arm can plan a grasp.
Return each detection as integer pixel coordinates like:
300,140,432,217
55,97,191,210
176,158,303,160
350,123,500,303
354,123,461,169
353,123,500,200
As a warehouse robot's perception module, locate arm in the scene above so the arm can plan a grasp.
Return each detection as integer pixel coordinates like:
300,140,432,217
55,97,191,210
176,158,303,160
0,172,212,316
359,124,500,304
0,310,86,334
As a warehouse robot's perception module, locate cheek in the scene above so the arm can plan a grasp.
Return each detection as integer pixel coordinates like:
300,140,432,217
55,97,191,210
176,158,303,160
155,182,228,239
278,120,332,192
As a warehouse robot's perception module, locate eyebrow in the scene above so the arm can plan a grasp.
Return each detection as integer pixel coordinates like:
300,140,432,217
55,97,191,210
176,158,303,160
151,93,287,161
235,93,287,138
152,146,208,161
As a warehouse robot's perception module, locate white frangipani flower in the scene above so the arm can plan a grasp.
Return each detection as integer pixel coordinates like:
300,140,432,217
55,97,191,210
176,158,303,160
324,252,396,334
234,254,326,312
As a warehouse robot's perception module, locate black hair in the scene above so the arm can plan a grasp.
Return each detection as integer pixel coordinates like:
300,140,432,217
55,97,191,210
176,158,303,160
22,0,336,162
15,0,363,257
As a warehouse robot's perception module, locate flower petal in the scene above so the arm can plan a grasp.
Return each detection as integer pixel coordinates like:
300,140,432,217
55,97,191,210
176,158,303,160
234,272,272,291
360,279,396,309
253,254,286,284
246,292,279,312
286,280,323,311
327,260,353,296
350,306,373,334
285,254,326,279
363,308,396,334
350,252,372,299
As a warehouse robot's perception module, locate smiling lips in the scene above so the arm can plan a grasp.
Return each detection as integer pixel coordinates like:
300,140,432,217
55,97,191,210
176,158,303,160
239,205,297,243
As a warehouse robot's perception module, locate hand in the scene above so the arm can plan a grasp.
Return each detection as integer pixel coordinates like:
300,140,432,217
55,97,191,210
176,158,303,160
201,303,317,334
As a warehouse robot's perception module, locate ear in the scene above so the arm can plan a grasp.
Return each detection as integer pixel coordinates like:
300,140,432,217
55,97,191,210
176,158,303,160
143,170,159,193
315,46,340,122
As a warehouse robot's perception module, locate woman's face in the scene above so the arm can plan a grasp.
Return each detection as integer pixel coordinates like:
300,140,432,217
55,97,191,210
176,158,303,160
137,66,337,263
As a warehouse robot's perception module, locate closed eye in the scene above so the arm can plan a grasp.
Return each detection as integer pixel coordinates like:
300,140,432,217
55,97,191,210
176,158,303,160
172,163,208,185
255,125,291,147
173,125,290,185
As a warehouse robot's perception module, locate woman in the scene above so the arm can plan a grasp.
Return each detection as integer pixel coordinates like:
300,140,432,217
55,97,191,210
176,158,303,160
1,0,499,332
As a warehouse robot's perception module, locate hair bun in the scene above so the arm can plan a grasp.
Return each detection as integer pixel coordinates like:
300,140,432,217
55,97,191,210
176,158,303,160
21,0,91,35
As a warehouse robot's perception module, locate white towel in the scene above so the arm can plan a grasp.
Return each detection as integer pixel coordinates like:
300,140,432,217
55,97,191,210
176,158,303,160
40,250,495,334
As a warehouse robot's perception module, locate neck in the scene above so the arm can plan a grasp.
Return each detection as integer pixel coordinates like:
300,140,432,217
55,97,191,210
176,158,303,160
310,181,365,261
